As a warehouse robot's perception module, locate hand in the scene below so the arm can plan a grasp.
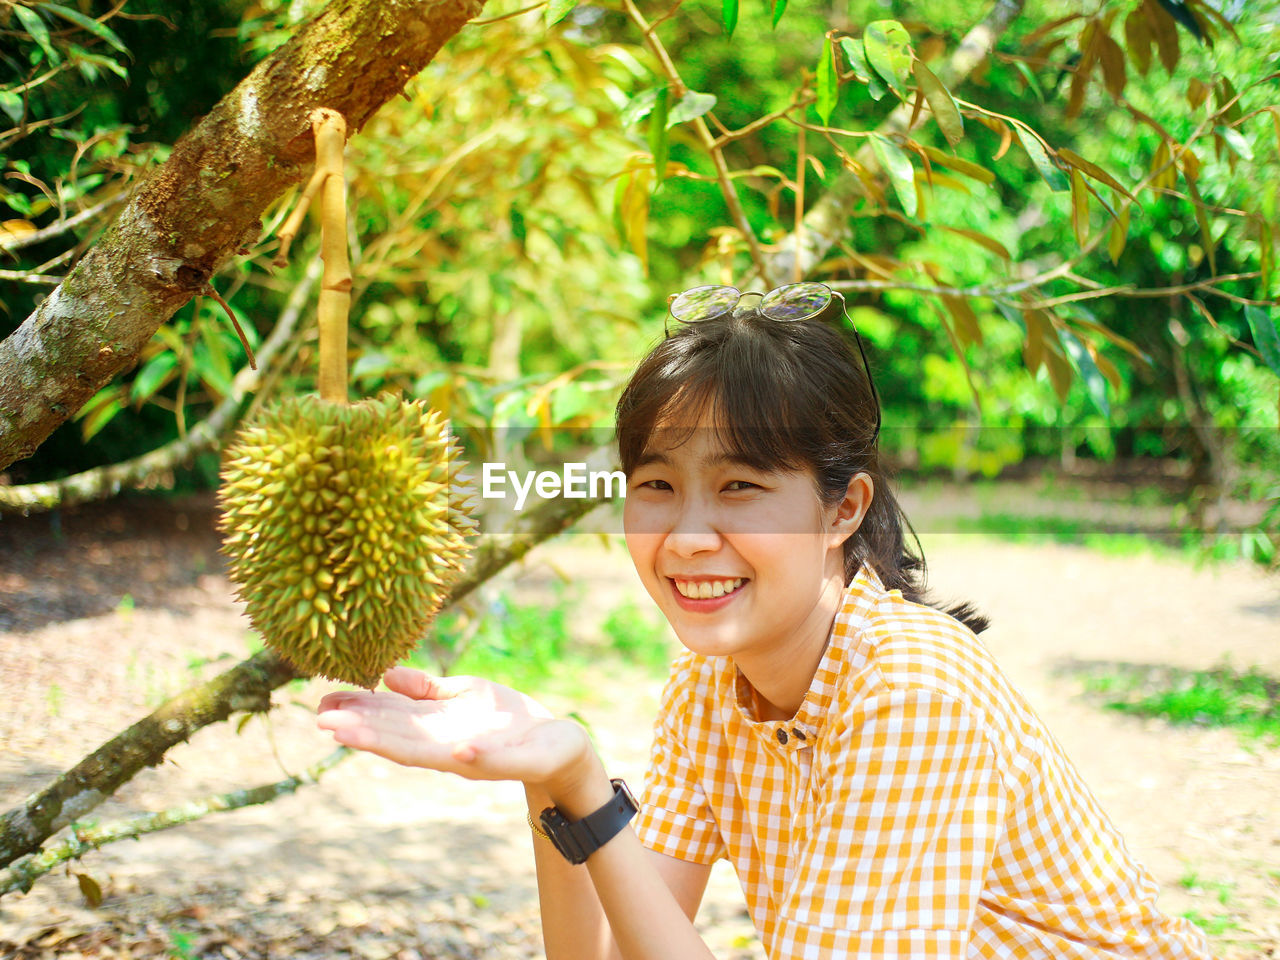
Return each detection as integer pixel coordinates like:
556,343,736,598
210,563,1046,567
316,666,596,792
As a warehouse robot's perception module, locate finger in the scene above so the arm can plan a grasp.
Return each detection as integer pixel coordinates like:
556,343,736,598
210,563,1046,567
318,690,368,711
324,708,510,775
383,667,475,702
318,689,414,713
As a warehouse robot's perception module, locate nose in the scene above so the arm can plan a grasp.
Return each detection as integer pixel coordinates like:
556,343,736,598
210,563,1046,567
664,498,722,558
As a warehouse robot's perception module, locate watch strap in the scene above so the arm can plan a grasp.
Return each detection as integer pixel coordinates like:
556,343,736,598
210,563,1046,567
539,778,637,865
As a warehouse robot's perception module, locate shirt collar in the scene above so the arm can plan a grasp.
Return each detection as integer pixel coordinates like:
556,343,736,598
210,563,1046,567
727,564,887,743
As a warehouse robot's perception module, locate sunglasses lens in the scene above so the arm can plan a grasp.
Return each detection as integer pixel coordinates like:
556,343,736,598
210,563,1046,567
760,282,831,321
670,285,740,323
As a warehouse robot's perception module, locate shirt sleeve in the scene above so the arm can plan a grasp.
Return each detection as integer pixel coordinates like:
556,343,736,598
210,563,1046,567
632,657,727,865
777,688,1009,960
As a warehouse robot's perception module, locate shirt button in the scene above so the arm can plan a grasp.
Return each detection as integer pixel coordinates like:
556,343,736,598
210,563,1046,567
775,728,788,745
792,728,807,741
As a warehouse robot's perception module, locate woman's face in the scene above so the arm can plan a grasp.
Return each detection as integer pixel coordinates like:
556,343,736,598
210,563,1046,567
622,409,860,680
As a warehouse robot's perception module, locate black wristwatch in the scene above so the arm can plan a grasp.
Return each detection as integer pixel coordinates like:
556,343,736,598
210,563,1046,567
539,779,638,865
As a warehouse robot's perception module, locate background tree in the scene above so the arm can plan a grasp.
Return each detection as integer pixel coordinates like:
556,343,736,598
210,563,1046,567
2,0,1277,895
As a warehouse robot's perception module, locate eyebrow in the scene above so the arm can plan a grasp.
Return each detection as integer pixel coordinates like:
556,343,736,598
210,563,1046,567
631,449,768,472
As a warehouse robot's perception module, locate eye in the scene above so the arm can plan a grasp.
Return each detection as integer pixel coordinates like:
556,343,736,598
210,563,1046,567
632,477,672,493
724,480,760,492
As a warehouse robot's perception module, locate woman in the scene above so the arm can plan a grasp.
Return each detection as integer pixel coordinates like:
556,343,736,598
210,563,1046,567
318,282,1209,959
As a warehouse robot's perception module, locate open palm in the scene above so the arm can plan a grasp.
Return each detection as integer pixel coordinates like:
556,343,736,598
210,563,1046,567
317,666,590,786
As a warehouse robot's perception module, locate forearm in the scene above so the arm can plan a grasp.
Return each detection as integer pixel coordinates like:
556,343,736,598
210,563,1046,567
531,761,715,960
527,782,615,960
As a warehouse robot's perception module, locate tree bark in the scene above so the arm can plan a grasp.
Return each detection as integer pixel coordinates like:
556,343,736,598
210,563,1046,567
0,262,321,513
0,0,486,473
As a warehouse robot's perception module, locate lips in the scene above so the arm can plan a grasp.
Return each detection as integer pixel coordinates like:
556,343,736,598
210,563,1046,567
671,577,746,600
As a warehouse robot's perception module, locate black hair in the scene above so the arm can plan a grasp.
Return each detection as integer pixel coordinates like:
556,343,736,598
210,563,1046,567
615,306,989,634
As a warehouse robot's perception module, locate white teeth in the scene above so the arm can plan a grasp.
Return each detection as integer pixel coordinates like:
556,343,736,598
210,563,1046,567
674,578,744,599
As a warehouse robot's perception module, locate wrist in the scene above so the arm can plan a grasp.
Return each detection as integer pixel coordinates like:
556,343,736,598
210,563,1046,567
541,748,615,819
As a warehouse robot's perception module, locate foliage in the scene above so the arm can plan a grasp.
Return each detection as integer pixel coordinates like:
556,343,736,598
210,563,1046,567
600,597,675,672
409,583,674,691
1077,661,1280,747
1,0,1277,561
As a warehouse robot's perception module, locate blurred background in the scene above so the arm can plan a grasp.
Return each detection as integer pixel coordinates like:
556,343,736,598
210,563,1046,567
1,1,1277,958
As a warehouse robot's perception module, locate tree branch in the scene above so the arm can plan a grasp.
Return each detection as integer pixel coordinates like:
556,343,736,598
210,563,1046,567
0,259,321,513
0,650,301,871
0,483,605,874
0,747,352,896
0,0,488,473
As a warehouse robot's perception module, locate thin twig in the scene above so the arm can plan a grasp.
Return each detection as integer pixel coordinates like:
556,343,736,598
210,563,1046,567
273,166,329,267
0,269,61,285
469,1,545,24
824,270,1270,310
0,195,124,252
204,283,258,370
619,0,772,283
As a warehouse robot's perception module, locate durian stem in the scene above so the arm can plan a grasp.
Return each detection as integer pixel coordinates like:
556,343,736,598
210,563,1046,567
312,107,352,405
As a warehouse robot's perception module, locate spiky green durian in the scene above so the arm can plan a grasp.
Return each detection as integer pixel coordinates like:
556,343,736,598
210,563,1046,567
218,394,476,687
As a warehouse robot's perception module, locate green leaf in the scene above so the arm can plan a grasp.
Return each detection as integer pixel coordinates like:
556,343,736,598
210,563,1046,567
668,91,717,127
43,4,129,53
1014,127,1069,192
0,91,25,125
130,351,178,403
863,20,912,98
1012,61,1045,103
913,60,963,145
76,387,125,442
839,37,887,101
1108,205,1131,263
619,89,660,128
13,4,61,64
545,0,576,25
771,0,788,28
1215,125,1254,161
815,37,838,125
647,86,670,184
509,205,527,249
351,351,396,381
70,46,130,81
1060,328,1110,416
1245,305,1280,377
722,0,738,36
1069,168,1089,245
871,135,917,218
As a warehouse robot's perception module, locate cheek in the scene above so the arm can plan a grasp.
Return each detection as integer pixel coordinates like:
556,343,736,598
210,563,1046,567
622,490,681,538
623,519,662,573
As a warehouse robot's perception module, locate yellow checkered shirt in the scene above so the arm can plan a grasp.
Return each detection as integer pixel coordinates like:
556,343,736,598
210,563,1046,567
633,566,1211,959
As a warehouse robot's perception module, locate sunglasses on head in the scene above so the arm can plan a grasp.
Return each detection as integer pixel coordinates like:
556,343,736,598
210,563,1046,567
666,281,881,441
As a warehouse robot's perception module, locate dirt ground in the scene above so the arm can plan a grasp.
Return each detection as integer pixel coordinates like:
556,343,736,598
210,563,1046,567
0,488,1277,959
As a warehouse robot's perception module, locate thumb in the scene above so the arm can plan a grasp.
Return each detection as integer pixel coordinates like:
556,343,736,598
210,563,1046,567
382,666,473,701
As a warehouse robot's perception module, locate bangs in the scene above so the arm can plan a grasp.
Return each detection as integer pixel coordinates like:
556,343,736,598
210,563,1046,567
617,320,815,476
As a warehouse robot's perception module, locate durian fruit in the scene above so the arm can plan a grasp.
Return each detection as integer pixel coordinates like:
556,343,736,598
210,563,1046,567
218,393,476,687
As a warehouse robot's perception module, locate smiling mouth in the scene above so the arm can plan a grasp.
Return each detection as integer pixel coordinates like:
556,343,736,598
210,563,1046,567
671,577,746,600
